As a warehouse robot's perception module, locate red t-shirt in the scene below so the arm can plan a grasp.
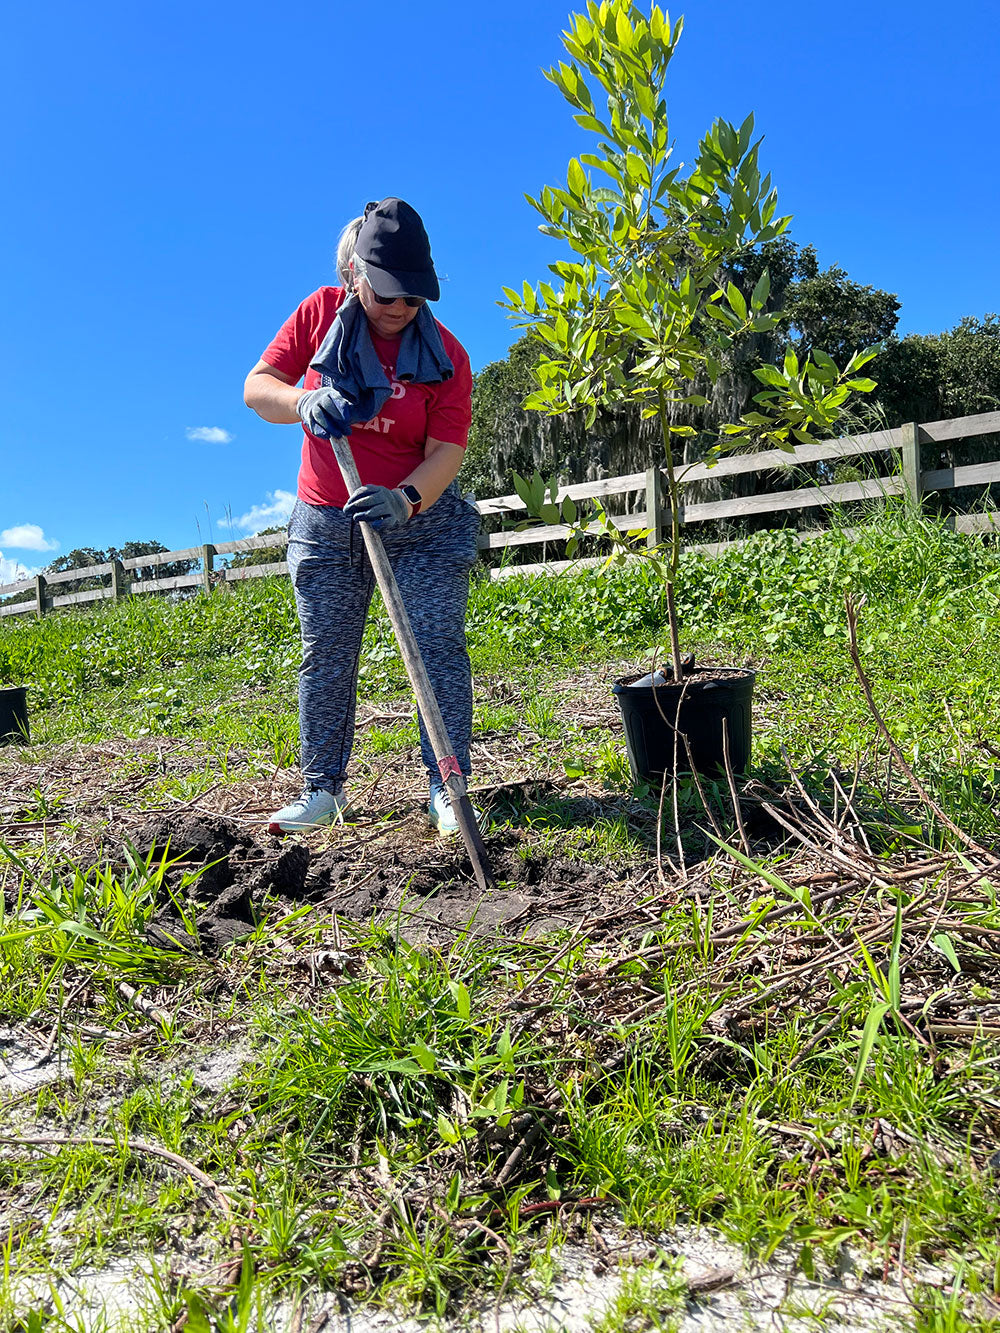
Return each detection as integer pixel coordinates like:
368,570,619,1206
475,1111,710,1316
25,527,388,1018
260,286,473,508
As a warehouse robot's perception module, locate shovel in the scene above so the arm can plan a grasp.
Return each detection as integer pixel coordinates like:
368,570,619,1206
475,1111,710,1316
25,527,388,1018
329,435,494,893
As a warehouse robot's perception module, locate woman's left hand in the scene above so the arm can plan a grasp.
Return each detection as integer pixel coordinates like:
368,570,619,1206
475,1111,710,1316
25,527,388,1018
343,484,412,531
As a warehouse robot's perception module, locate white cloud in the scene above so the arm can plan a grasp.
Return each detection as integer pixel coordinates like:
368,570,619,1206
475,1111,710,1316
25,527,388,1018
186,426,234,444
230,490,296,533
0,524,59,552
0,554,33,583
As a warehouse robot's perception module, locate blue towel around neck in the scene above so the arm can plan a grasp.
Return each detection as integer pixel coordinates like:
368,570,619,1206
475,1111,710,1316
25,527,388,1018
309,294,454,427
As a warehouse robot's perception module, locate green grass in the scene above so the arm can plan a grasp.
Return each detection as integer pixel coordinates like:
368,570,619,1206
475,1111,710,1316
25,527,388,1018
4,503,1000,1328
3,503,999,812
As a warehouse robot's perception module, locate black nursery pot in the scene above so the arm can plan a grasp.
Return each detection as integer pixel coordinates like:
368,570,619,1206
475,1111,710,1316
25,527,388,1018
612,668,755,782
0,687,30,744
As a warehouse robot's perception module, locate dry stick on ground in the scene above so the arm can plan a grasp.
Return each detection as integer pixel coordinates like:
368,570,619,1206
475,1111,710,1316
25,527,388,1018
726,881,940,1023
164,782,222,813
509,925,588,1008
831,760,876,855
783,1011,846,1075
758,799,892,886
0,1133,232,1218
845,594,996,859
494,1088,562,1188
655,769,679,885
116,980,174,1029
778,749,884,866
618,871,937,1027
494,1118,546,1189
169,1243,247,1333
360,1201,397,1271
430,1201,514,1333
681,733,724,840
721,717,749,854
671,679,694,879
605,880,863,973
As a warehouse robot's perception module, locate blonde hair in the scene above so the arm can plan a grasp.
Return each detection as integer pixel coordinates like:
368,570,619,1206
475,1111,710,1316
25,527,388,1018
336,215,365,290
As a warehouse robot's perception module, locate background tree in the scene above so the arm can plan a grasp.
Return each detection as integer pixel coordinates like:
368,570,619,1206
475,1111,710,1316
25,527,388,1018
227,526,288,569
110,540,198,582
469,237,900,501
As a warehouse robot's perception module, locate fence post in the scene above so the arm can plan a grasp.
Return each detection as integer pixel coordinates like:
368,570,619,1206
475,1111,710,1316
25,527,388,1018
34,574,47,619
201,544,215,594
110,559,128,602
645,466,665,549
901,422,924,507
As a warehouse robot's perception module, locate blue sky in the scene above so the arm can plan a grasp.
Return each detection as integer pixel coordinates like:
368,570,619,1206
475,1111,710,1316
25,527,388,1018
2,0,998,580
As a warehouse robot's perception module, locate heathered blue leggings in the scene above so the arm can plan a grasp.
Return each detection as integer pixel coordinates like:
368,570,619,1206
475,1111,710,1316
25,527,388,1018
286,485,481,794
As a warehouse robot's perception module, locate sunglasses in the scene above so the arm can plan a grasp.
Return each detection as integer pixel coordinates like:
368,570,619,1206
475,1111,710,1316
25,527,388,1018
369,288,426,309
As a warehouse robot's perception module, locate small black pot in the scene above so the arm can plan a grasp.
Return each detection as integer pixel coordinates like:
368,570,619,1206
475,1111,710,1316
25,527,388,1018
0,686,30,744
612,668,754,782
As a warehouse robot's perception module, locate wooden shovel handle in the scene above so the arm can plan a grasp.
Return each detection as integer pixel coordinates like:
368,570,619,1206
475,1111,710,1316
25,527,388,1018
329,436,494,892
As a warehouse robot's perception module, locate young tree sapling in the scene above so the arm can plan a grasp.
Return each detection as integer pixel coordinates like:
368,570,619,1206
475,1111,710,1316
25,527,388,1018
503,0,876,681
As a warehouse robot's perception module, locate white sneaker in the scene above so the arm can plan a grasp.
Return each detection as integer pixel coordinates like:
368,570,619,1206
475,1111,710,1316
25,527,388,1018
428,783,481,836
268,787,345,835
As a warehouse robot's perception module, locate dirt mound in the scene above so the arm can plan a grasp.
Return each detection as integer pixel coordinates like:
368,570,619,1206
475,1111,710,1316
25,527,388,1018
306,835,613,942
131,812,309,954
127,811,624,953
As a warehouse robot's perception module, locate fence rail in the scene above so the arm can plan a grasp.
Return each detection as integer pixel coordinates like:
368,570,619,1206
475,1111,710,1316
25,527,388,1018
3,411,999,619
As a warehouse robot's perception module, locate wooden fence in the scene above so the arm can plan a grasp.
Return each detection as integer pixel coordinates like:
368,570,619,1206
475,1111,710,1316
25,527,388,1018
3,410,999,619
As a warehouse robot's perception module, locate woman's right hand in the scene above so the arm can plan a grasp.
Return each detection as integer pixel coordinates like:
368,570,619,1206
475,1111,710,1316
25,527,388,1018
296,387,351,440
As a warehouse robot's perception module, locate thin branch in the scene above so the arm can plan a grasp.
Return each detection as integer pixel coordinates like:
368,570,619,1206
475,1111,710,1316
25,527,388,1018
845,595,994,858
722,717,749,853
0,1133,232,1218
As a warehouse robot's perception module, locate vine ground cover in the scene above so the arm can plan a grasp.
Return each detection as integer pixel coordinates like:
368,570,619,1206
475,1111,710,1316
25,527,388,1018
2,509,1000,1331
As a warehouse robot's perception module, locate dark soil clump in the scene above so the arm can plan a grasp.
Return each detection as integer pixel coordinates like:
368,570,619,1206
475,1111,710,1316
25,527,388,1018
132,812,306,955
126,811,625,954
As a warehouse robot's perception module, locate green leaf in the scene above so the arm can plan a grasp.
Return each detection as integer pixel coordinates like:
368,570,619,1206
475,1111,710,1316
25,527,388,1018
707,834,804,903
567,157,587,197
444,1172,462,1212
633,81,658,120
410,1039,437,1072
754,365,786,389
624,151,647,183
849,1002,890,1106
615,308,656,337
750,268,770,311
450,980,471,1020
725,282,746,321
574,113,611,135
930,933,961,972
512,472,537,511
437,1113,461,1146
844,378,877,392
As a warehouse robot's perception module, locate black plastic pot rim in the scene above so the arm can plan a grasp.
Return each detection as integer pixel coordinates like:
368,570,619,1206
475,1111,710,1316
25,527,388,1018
612,668,756,696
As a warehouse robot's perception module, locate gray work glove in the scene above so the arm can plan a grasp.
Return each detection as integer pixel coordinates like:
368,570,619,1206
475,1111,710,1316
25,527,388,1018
342,484,411,531
296,388,351,439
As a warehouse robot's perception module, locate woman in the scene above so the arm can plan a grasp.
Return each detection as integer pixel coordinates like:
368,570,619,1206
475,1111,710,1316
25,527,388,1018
244,198,480,835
